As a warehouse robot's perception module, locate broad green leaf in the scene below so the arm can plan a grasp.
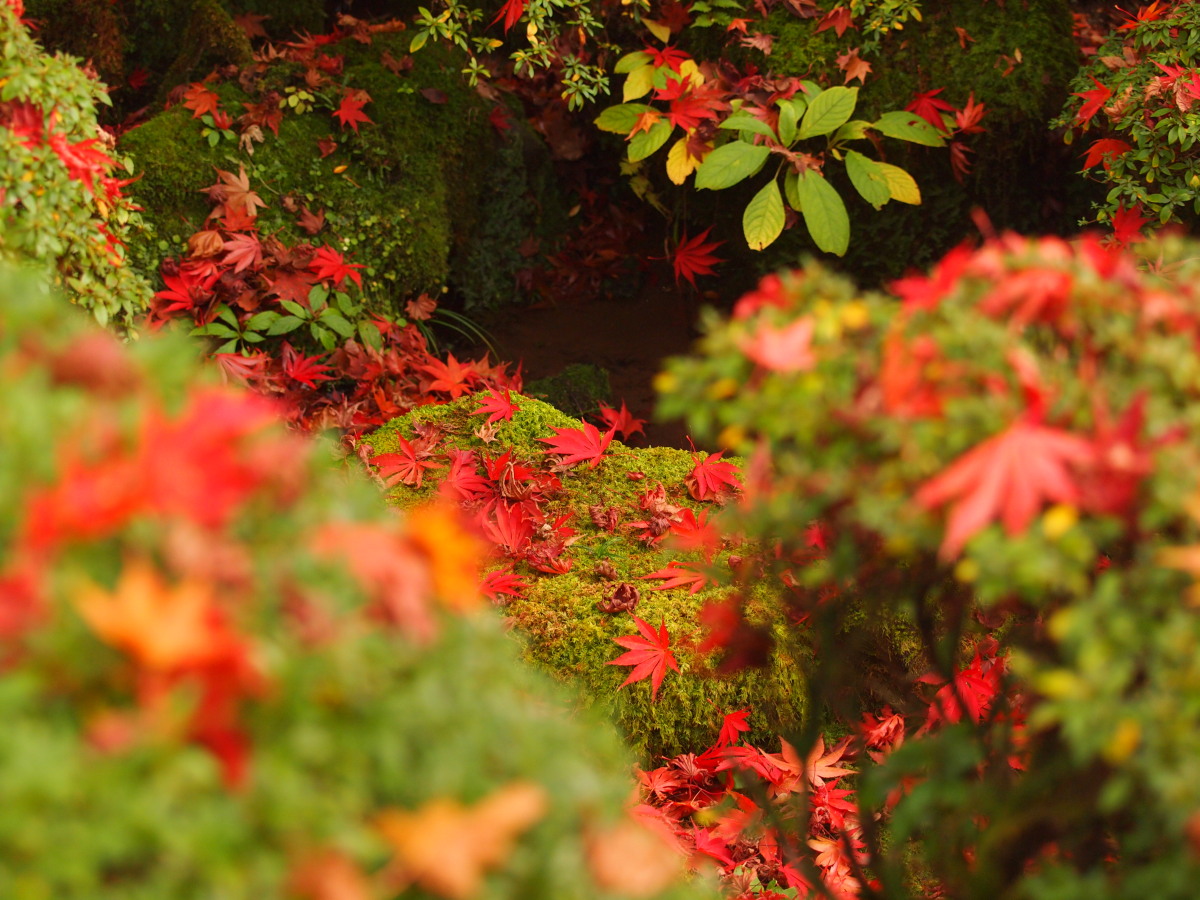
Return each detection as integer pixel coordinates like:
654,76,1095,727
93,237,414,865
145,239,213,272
875,162,921,205
695,141,771,190
279,300,309,319
844,150,891,209
623,65,656,101
615,50,652,74
358,319,383,351
834,119,872,142
797,170,850,256
798,87,857,140
720,112,778,141
308,284,329,309
743,179,785,250
628,119,674,162
872,111,945,147
244,310,280,331
595,103,655,134
409,31,428,52
778,100,799,145
267,316,305,336
784,170,801,210
320,310,356,338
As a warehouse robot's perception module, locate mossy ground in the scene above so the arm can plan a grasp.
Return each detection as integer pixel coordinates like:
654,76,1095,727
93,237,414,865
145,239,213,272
365,394,809,760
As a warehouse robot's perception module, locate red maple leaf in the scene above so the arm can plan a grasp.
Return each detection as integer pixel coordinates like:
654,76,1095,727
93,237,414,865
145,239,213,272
473,387,519,424
645,44,691,72
479,501,534,556
1109,202,1148,247
221,232,263,274
920,643,1005,729
182,82,221,119
1081,137,1131,170
420,353,476,398
914,420,1096,559
537,422,615,469
308,245,365,289
716,708,752,747
607,615,680,701
333,91,373,133
440,449,493,502
204,166,268,219
1072,76,1112,126
672,228,725,287
953,92,987,134
905,88,955,132
815,5,854,37
654,74,729,132
685,451,740,502
46,132,114,194
596,401,646,440
281,342,334,388
370,437,442,489
641,561,710,594
480,567,527,604
491,0,526,32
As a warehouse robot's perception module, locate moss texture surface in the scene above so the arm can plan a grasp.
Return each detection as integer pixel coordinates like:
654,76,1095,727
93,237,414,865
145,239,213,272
365,394,808,760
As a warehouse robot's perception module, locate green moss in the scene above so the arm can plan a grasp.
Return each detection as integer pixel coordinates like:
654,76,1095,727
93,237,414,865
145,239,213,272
118,37,558,311
224,0,326,41
525,363,613,419
366,394,809,759
159,0,254,96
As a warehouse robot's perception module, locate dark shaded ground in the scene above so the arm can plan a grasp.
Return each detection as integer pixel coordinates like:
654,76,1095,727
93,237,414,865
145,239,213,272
470,263,704,450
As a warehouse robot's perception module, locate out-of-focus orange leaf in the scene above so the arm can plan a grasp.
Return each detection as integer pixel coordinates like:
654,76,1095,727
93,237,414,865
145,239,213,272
586,809,685,896
375,781,548,899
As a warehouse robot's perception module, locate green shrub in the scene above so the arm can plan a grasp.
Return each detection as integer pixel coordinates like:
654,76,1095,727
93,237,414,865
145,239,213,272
0,262,719,900
657,232,1200,896
0,6,152,328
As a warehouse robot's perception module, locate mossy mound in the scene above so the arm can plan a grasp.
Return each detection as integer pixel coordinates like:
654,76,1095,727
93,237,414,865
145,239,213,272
118,34,562,313
525,363,613,419
364,394,808,760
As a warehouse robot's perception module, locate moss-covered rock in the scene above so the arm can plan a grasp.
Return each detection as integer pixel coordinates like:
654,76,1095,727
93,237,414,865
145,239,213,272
364,394,808,759
525,363,612,419
159,0,254,97
118,36,561,313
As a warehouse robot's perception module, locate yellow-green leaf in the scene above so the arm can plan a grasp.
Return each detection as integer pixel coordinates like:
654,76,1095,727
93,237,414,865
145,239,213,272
743,179,785,250
875,162,921,205
623,65,656,102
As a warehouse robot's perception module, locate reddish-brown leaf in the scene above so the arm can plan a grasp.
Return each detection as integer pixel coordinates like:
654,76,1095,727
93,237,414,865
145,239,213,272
182,82,220,119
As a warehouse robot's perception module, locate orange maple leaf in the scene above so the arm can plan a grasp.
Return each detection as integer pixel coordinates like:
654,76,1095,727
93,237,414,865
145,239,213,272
74,558,232,671
836,48,871,85
182,82,220,119
915,420,1095,559
205,165,268,219
375,782,548,899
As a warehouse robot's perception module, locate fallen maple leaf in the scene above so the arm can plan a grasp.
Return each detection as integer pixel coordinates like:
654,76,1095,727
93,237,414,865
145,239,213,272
308,245,365,289
836,48,871,85
375,781,548,899
815,5,854,37
182,82,220,119
473,387,519,424
641,561,710,594
915,420,1095,559
370,437,441,489
281,342,335,388
672,227,725,287
205,165,268,219
597,400,646,440
685,451,740,502
333,91,373,133
608,614,681,701
906,87,955,132
538,422,615,469
716,708,752,747
221,232,263,273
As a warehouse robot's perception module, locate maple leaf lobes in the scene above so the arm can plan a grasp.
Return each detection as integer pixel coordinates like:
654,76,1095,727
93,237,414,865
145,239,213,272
1072,76,1112,126
333,91,373,133
672,227,725,287
915,421,1095,559
607,614,680,701
473,387,519,424
538,422,614,469
308,245,365,289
